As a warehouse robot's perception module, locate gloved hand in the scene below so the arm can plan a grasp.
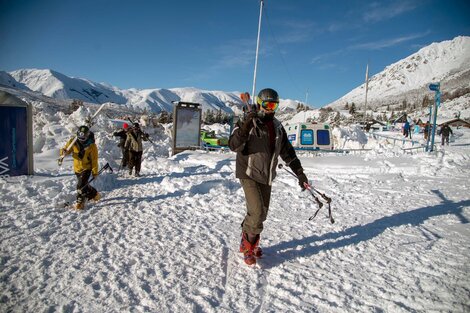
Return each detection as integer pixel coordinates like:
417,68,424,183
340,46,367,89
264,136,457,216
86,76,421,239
297,172,309,190
241,111,257,135
93,174,98,179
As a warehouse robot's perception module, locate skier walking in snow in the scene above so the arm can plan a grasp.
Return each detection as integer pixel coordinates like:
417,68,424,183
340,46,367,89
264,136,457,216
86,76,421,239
439,123,453,146
125,122,149,177
113,122,130,168
229,88,308,266
60,125,100,210
424,121,431,140
403,120,411,139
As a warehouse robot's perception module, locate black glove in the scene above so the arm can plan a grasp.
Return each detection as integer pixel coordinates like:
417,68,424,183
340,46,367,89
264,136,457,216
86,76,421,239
297,172,309,190
241,112,257,136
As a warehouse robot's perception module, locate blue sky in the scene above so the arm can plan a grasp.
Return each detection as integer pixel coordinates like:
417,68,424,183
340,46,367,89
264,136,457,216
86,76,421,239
1,0,469,107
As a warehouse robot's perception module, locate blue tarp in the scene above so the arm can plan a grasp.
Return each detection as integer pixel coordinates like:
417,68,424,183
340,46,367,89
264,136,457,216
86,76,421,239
0,106,29,176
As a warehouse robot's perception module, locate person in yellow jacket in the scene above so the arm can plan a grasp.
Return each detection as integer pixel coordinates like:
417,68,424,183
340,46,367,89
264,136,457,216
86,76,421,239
60,125,101,210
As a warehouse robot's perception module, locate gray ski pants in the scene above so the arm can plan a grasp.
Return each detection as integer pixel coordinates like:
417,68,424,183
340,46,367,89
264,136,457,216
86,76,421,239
240,178,272,235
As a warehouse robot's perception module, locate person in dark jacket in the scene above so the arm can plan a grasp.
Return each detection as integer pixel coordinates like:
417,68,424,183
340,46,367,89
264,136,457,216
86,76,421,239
439,123,453,145
124,122,149,177
229,88,308,266
113,122,129,168
424,121,430,140
403,120,411,138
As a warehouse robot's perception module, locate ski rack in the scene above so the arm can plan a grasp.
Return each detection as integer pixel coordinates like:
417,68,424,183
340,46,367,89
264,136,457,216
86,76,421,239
58,102,107,166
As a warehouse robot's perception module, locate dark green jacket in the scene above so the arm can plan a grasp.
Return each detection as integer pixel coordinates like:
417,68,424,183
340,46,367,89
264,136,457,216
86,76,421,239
229,116,302,185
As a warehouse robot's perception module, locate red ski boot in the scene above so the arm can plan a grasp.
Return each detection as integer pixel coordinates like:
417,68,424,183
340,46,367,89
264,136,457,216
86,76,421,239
239,233,264,265
239,233,263,258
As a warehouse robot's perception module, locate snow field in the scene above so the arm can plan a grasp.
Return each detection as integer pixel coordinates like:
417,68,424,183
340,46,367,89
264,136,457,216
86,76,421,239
1,103,469,312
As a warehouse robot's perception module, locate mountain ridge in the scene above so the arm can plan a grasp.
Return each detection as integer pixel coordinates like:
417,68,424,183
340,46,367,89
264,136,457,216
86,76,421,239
2,36,469,115
326,36,470,111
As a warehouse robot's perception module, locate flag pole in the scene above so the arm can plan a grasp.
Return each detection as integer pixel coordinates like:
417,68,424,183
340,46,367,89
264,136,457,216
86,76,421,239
251,0,264,105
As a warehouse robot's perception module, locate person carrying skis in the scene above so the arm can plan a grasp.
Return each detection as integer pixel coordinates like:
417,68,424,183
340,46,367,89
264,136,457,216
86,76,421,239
60,125,100,210
439,123,453,146
113,122,130,168
229,88,308,266
124,122,149,177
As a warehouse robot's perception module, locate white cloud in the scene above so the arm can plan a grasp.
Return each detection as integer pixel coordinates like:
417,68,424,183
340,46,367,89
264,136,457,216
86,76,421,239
363,1,419,23
350,32,430,50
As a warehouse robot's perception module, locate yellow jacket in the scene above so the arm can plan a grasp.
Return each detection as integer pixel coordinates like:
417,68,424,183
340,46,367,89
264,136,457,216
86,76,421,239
61,137,99,175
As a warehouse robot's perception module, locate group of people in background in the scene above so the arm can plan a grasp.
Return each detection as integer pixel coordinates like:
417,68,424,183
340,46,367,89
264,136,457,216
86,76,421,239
402,118,453,145
421,121,453,145
113,122,149,177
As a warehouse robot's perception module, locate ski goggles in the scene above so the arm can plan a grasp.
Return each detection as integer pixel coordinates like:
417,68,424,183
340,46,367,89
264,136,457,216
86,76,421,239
78,131,89,140
257,99,279,111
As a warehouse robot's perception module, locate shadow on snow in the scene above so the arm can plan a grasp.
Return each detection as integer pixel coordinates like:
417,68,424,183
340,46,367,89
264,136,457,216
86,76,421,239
262,189,470,269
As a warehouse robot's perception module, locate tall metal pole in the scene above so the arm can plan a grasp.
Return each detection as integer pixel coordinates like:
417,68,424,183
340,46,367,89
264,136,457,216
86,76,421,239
364,63,369,127
304,88,309,122
252,0,264,105
428,82,440,152
429,86,441,152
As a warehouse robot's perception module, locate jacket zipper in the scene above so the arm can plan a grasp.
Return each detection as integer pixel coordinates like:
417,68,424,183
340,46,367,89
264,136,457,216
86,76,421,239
268,124,281,186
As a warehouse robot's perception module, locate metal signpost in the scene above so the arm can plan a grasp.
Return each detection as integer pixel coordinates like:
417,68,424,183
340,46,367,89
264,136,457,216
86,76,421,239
427,83,441,152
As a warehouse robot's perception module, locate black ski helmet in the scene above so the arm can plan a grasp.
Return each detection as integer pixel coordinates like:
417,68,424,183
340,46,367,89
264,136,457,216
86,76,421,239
77,125,90,142
257,88,279,102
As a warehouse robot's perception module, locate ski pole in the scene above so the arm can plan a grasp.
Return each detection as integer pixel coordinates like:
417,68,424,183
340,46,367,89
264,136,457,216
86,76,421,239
144,134,154,144
117,157,124,176
278,164,332,203
278,163,335,224
78,163,113,193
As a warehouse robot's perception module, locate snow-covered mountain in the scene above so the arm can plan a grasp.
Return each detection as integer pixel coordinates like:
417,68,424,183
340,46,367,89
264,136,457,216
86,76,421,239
2,69,226,114
10,69,128,104
5,69,299,115
326,36,470,110
0,71,30,90
6,69,243,114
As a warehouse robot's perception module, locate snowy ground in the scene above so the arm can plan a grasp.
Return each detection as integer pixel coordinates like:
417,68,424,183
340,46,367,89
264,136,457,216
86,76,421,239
1,105,470,312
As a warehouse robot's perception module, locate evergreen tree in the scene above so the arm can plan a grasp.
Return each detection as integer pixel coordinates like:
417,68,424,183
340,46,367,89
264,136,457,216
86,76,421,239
215,109,222,123
334,112,341,123
205,110,215,124
349,102,356,115
402,99,408,110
